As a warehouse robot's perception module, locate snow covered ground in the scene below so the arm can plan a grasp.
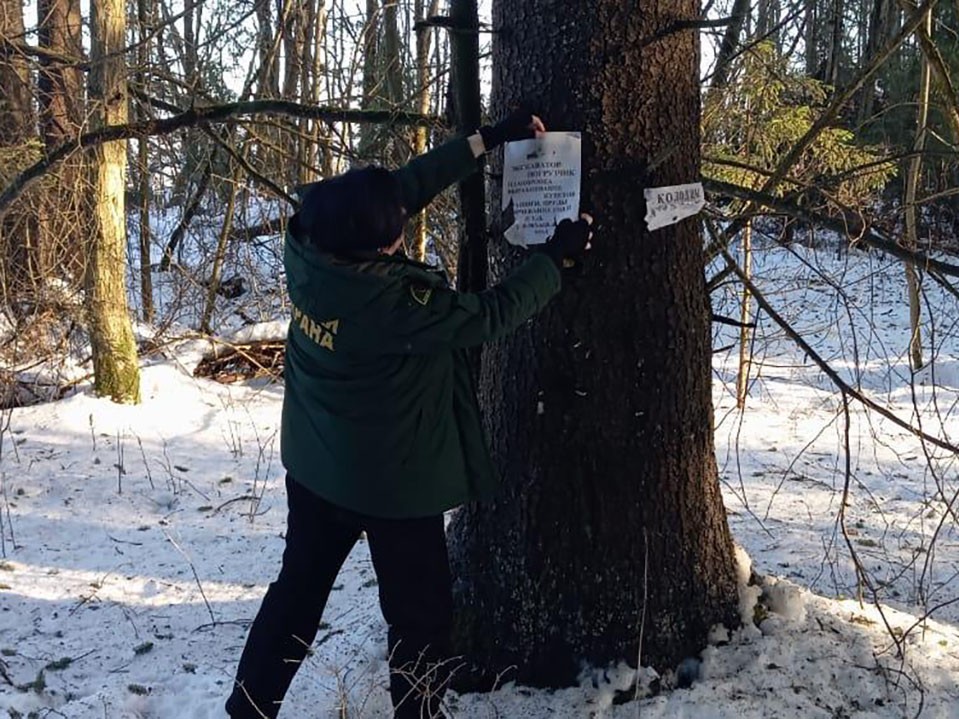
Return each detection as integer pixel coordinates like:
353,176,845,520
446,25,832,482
1,236,958,718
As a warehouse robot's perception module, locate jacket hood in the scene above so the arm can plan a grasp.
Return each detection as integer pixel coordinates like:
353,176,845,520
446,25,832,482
292,167,405,253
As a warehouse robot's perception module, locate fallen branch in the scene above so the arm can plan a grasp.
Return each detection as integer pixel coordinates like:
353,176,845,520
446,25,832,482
194,340,285,384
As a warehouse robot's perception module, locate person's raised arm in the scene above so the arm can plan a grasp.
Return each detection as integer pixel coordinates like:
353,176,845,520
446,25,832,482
352,215,594,354
393,109,546,215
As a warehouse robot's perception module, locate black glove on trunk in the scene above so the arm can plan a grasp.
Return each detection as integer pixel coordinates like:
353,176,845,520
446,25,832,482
542,218,592,269
478,106,536,151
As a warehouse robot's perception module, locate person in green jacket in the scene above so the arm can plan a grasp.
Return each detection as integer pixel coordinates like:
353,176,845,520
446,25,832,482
226,109,593,719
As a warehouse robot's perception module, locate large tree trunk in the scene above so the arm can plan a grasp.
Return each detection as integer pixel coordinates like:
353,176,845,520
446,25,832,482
87,0,141,403
448,0,740,688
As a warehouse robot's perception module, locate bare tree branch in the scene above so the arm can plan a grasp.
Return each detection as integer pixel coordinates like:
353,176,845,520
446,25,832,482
0,102,437,219
718,244,959,456
704,178,959,280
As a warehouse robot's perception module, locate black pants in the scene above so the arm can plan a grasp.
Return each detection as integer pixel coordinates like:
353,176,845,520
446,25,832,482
226,475,453,719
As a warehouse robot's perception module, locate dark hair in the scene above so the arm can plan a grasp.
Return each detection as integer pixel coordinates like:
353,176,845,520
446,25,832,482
292,166,405,252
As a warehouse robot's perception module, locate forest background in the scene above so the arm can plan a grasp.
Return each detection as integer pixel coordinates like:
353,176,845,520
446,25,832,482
1,0,959,716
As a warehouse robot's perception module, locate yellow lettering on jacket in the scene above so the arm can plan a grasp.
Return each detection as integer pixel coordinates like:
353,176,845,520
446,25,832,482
290,302,338,352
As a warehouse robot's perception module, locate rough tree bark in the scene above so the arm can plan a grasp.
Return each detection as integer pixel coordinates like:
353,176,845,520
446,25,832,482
448,0,740,688
87,0,141,403
0,0,32,143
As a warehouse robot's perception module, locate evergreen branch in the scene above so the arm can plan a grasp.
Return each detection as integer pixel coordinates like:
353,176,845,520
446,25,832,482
709,0,940,254
700,1,807,85
0,102,437,220
757,0,938,198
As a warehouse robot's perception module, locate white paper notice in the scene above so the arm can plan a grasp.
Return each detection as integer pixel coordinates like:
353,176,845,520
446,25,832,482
643,182,705,231
502,132,581,246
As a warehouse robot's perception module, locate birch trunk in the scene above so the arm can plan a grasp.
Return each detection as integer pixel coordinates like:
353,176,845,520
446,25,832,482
87,0,141,403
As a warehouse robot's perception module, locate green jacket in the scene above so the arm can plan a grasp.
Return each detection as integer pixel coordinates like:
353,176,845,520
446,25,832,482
280,137,562,518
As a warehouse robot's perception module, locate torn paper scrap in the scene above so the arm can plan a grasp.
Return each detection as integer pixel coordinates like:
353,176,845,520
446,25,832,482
643,182,705,231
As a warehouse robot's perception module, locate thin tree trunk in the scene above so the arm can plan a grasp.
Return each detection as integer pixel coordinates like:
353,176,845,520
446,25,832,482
824,0,844,85
310,0,333,179
137,0,155,322
382,0,407,166
449,0,739,687
160,160,213,271
736,220,753,408
904,5,932,371
805,0,819,75
1,0,38,304
183,0,197,85
256,0,280,97
757,0,781,49
281,0,305,185
711,0,752,90
359,0,381,156
450,0,486,293
201,162,239,334
87,0,141,403
412,0,439,261
297,0,322,185
859,0,899,123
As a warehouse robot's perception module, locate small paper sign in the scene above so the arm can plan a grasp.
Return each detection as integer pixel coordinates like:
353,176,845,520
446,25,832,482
643,182,705,231
502,132,581,246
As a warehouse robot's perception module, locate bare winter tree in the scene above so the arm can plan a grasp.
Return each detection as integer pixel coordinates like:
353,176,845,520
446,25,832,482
86,0,140,403
0,0,38,306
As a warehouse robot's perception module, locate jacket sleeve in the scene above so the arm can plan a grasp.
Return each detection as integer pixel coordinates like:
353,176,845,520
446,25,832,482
392,137,480,215
369,253,562,354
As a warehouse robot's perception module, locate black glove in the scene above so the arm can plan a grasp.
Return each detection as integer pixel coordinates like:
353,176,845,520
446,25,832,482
478,106,537,151
542,217,592,269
